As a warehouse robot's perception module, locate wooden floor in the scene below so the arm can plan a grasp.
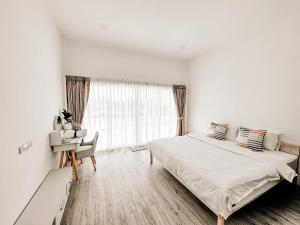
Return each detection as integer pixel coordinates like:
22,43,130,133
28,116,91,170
61,149,300,225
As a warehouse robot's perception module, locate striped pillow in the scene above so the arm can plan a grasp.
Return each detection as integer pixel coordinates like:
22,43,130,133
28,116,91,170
207,122,228,140
236,127,267,151
236,127,250,148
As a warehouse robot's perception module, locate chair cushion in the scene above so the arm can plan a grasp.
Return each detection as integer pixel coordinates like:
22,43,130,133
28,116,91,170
75,145,94,159
76,145,93,152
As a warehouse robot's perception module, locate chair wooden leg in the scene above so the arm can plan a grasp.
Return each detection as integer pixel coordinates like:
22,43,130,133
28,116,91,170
217,215,224,225
91,156,96,171
64,151,69,167
91,155,96,164
71,150,79,181
93,156,96,164
150,151,153,165
59,151,64,168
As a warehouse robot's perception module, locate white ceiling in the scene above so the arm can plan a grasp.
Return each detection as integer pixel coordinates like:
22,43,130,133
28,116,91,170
48,0,299,60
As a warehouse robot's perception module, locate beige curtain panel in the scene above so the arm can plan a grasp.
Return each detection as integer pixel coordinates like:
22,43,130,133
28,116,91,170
66,75,91,124
172,85,187,136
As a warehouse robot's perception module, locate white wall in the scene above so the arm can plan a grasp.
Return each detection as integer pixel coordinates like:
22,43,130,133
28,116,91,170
63,39,189,130
188,12,300,143
0,1,63,224
63,39,188,85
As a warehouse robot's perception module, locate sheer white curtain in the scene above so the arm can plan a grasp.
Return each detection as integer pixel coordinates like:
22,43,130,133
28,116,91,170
82,78,177,151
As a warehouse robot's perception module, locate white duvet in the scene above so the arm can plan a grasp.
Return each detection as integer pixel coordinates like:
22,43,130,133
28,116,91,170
148,134,297,219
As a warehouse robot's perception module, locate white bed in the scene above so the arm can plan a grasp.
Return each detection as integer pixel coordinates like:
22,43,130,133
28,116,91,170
148,133,298,225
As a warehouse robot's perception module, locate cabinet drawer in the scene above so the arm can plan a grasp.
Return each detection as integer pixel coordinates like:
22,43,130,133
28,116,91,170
56,199,66,225
66,180,72,196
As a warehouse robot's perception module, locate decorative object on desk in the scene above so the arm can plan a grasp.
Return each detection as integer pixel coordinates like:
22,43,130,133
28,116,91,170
62,109,73,123
75,129,87,138
53,115,62,131
71,122,82,131
71,122,82,137
61,109,85,138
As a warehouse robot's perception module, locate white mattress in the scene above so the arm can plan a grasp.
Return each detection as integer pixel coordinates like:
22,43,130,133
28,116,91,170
148,134,297,219
260,149,297,164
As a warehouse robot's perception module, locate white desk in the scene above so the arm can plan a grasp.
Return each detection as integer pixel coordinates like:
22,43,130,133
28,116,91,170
51,138,82,180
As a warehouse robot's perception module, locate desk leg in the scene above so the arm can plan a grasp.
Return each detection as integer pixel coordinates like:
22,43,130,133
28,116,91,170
64,151,69,167
59,151,64,169
71,150,79,181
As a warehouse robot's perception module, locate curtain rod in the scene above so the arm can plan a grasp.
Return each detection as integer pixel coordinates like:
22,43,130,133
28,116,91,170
65,75,186,87
91,77,180,87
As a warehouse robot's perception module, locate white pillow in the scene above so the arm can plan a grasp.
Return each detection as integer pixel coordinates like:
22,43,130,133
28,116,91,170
263,132,281,151
225,126,239,141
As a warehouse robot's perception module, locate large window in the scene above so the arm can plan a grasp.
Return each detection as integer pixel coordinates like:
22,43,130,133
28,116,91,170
82,79,177,151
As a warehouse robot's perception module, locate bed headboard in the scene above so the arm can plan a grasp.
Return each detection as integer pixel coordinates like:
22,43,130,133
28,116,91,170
281,142,300,186
280,142,300,156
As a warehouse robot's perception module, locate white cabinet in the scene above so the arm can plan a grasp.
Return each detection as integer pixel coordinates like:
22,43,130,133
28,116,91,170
15,167,73,225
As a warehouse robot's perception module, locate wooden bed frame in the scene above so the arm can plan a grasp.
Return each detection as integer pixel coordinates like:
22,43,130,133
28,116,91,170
149,142,300,225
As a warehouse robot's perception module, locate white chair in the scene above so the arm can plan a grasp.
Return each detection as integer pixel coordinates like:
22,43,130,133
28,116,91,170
76,132,99,171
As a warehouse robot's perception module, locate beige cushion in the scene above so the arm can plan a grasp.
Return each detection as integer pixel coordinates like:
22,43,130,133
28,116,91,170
263,132,281,151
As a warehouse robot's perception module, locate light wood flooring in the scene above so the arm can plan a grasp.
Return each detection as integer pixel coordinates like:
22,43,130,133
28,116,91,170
61,149,300,225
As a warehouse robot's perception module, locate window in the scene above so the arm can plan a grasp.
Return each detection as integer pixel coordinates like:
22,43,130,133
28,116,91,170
82,79,177,151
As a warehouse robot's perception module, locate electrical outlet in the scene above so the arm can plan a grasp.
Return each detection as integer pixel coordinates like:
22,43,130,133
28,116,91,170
19,141,32,154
